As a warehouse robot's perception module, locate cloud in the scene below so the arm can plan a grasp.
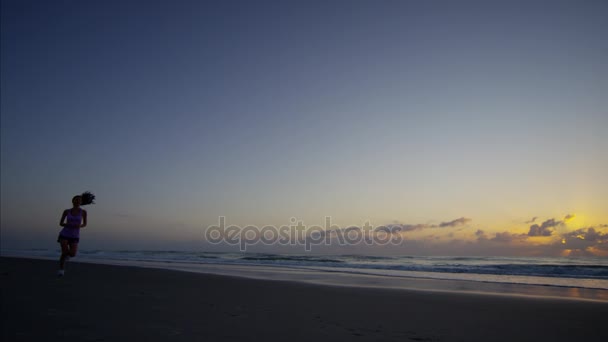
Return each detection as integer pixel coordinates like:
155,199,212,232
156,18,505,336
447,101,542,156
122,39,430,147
439,217,472,228
550,226,608,256
525,217,538,224
384,223,431,233
325,221,608,257
473,229,528,243
384,217,472,234
491,231,527,243
316,217,474,242
526,214,577,237
561,227,608,243
528,218,563,237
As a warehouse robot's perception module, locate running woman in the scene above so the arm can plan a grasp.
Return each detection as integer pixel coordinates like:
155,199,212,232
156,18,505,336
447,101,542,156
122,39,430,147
57,194,91,276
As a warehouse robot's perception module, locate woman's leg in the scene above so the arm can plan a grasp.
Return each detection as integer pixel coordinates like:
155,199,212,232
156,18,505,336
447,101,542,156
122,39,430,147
68,242,78,257
59,239,70,270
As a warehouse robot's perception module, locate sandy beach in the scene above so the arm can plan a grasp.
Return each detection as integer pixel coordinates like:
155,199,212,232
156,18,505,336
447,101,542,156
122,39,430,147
1,256,607,342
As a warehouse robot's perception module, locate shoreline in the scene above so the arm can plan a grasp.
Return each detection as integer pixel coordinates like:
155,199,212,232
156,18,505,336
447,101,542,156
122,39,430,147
2,256,607,342
3,255,608,302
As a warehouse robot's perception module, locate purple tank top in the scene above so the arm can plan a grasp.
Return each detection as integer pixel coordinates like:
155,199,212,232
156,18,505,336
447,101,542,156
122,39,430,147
60,208,82,238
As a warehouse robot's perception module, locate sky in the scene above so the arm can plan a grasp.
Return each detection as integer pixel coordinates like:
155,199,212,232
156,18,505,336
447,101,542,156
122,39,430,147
1,0,607,256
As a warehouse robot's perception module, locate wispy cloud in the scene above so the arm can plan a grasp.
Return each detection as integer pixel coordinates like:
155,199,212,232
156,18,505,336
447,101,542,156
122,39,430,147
439,217,472,228
525,217,537,224
387,217,472,233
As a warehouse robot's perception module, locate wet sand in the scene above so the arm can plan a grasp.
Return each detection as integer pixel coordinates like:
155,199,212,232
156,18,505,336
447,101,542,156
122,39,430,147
2,256,607,341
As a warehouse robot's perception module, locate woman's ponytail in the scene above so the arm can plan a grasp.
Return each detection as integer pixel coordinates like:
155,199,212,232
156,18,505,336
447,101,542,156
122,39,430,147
80,191,96,206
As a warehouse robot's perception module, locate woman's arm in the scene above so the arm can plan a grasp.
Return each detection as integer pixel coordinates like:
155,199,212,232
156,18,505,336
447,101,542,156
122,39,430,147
59,210,67,227
81,210,87,228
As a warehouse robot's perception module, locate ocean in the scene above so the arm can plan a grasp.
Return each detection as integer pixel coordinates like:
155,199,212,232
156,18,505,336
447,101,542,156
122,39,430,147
4,249,608,295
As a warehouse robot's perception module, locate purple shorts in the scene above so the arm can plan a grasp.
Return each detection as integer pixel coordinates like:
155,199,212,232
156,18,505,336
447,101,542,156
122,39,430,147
57,234,79,244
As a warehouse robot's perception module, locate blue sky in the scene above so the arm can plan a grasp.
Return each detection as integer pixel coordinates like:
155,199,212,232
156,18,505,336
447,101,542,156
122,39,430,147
1,0,607,254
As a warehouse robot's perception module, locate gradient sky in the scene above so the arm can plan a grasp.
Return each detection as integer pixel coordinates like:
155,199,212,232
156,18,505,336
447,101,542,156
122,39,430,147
1,0,607,255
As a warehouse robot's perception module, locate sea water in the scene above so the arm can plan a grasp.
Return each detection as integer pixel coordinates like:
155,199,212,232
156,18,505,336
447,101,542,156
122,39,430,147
4,249,608,301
